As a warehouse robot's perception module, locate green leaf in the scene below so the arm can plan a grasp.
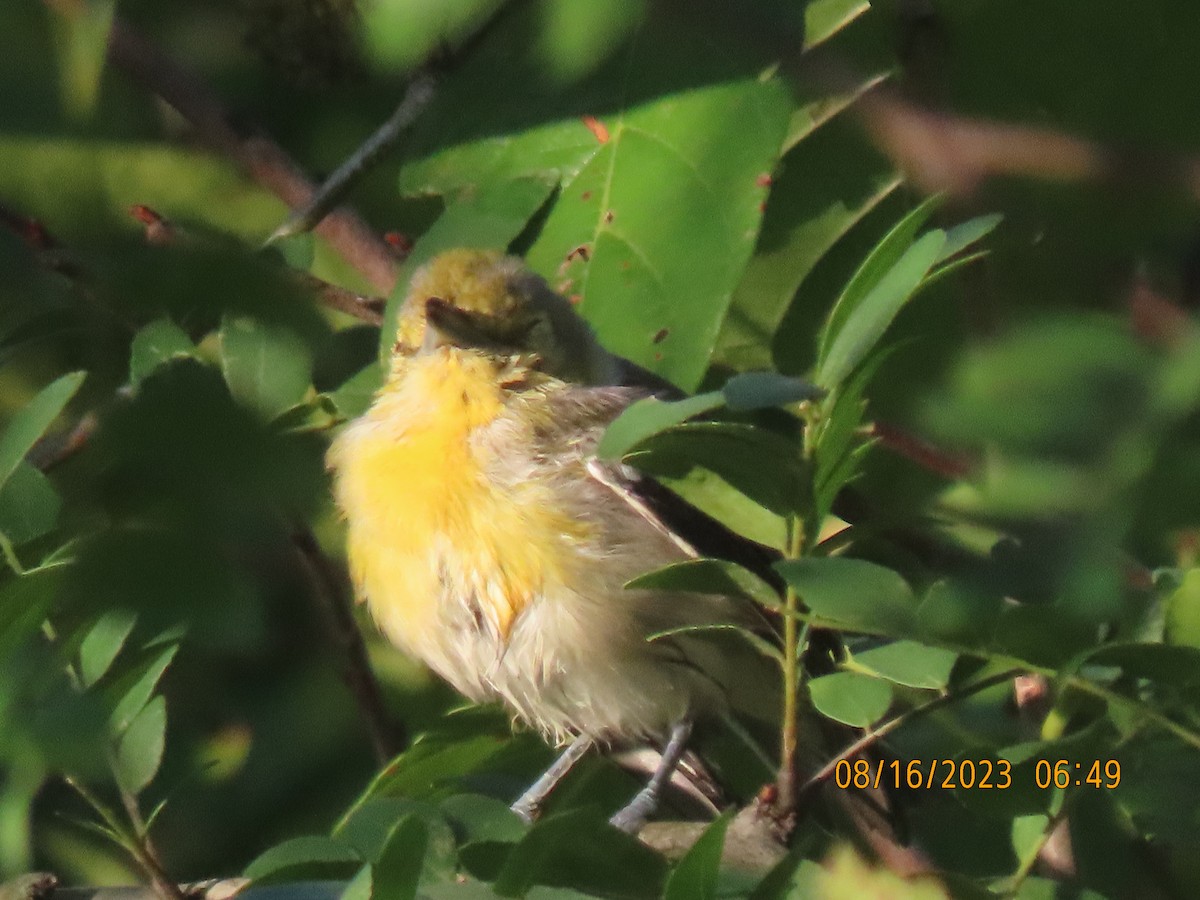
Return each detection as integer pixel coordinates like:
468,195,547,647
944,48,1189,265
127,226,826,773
271,232,316,271
934,213,1002,265
816,228,947,389
809,671,893,727
0,371,85,494
1082,643,1200,688
374,815,428,900
114,694,166,795
399,119,596,197
106,644,178,733
717,106,898,371
494,807,666,897
817,195,940,364
776,557,916,637
804,0,872,49
526,75,792,390
1011,813,1049,862
916,581,1002,646
380,176,558,359
244,835,363,882
363,0,508,74
628,423,805,550
51,0,116,118
344,735,508,808
721,372,824,412
597,393,724,460
129,318,194,384
339,865,372,900
220,315,313,420
0,462,61,547
812,351,891,521
663,812,732,900
853,641,959,690
1164,568,1200,649
0,563,66,652
440,794,529,846
329,362,384,420
626,559,778,610
78,609,138,689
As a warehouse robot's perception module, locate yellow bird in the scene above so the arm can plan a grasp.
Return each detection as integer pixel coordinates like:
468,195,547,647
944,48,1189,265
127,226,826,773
327,249,774,830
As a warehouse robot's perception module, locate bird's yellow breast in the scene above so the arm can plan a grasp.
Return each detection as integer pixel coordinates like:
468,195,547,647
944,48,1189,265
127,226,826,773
328,351,584,656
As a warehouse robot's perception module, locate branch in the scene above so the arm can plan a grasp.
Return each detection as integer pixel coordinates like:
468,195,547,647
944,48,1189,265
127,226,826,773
856,89,1200,203
294,273,385,327
100,17,399,295
267,72,437,245
291,527,404,763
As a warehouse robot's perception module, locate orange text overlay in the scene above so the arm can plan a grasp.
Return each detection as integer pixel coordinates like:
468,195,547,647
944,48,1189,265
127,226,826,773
834,758,1122,791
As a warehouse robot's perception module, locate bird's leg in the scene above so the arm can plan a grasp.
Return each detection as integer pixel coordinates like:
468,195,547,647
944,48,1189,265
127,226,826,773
609,719,693,834
511,733,594,824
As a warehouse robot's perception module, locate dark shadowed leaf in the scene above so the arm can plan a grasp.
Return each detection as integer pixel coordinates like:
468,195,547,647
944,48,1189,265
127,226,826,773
244,835,363,883
129,318,194,385
626,559,778,610
494,807,665,898
0,461,60,546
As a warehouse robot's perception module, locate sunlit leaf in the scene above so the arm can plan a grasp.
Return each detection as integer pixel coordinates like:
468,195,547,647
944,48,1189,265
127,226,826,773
114,694,166,795
776,556,916,637
853,641,959,690
78,609,137,689
817,229,947,389
809,671,893,727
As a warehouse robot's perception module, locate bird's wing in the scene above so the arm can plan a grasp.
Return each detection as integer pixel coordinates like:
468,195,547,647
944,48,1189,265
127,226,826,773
535,384,784,587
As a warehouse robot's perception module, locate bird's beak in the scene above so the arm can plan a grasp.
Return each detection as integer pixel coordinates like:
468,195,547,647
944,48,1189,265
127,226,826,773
422,297,489,353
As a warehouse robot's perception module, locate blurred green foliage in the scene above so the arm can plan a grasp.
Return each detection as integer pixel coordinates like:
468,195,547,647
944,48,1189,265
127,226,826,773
3,0,1200,898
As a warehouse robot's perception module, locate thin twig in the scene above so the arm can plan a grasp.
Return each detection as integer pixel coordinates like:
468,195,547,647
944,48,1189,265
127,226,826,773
61,778,185,900
291,527,403,763
267,72,437,245
99,17,398,295
293,273,385,326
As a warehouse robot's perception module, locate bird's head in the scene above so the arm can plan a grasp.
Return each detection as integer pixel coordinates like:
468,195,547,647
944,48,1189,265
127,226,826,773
391,249,614,387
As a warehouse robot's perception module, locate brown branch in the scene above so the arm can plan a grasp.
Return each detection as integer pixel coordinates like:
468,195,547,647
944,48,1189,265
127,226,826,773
291,527,404,763
856,89,1200,203
868,420,974,480
294,273,385,326
100,18,398,295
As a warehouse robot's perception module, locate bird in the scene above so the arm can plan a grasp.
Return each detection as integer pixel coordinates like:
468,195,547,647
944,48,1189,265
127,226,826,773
326,249,778,831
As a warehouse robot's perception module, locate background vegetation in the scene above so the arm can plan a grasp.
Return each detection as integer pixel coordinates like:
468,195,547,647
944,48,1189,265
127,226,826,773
3,1,1200,897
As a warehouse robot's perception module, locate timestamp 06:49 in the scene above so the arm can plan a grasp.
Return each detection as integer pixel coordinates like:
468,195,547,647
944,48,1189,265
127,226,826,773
833,758,1122,791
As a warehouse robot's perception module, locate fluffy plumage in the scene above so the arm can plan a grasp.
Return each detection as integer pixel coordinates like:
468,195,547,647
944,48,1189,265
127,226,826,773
327,250,772,745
